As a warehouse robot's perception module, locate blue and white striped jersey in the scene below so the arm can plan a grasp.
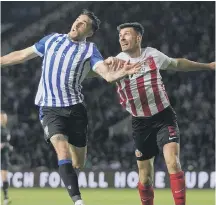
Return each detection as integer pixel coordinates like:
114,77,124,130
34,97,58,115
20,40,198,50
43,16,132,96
32,33,104,107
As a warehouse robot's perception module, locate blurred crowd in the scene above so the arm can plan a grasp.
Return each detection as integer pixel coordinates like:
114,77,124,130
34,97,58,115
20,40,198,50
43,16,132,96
1,2,215,171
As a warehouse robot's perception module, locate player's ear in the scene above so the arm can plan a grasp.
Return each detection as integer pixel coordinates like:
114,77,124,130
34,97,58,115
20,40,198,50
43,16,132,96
137,35,142,43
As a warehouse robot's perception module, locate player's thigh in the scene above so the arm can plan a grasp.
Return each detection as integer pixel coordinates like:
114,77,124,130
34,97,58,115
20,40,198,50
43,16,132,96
67,103,88,168
137,157,155,178
163,142,180,162
156,108,181,172
1,170,8,181
69,144,87,169
137,157,155,185
163,142,181,173
40,106,73,159
133,131,156,185
156,106,180,153
39,106,69,145
67,103,88,148
50,134,71,160
132,117,159,161
156,125,180,154
133,131,159,161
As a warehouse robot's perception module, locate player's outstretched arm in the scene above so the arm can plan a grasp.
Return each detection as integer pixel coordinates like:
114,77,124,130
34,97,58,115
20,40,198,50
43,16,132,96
167,58,215,71
94,57,143,82
0,46,38,68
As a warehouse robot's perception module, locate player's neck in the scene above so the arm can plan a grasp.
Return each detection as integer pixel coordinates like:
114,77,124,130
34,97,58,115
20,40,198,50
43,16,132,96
126,48,142,58
68,33,86,43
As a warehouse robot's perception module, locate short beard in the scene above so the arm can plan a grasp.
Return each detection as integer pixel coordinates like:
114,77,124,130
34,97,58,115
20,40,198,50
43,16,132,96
122,46,141,58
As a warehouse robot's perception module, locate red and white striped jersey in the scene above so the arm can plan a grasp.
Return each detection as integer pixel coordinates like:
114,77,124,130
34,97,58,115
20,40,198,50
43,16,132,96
116,47,172,117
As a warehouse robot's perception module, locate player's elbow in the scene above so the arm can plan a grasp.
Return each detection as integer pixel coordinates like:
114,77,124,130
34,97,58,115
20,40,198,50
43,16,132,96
167,58,181,71
175,58,184,68
19,50,29,62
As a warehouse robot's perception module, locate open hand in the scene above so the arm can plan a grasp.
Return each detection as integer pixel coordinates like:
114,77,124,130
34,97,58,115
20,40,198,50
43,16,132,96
105,57,144,74
122,60,144,75
105,57,125,71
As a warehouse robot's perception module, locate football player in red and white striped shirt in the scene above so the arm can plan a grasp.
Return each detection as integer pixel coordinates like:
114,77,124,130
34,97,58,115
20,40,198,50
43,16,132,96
113,22,215,205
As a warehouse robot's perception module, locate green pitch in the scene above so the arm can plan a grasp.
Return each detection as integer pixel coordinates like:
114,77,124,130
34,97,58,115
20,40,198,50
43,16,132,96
1,188,214,205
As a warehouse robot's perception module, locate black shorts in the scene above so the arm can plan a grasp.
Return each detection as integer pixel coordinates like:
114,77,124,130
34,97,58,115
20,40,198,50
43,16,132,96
39,103,88,147
132,106,180,161
1,154,9,170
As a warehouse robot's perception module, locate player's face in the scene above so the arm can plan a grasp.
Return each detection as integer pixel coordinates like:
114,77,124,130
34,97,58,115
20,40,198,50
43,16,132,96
119,28,141,53
0,113,8,127
70,15,93,41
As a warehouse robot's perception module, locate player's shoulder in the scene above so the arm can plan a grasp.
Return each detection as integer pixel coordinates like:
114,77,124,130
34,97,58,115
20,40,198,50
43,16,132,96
38,32,60,42
144,47,160,55
115,52,129,60
45,32,59,37
49,33,68,39
57,33,70,38
142,47,168,61
85,41,97,49
90,41,98,47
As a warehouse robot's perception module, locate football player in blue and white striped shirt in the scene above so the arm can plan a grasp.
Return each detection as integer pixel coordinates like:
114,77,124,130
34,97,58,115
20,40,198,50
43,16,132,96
1,10,142,205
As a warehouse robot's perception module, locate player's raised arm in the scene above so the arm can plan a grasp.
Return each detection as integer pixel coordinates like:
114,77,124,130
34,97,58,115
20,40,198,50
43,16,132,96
146,48,215,72
1,33,56,68
95,57,142,82
94,57,143,82
0,46,38,67
88,43,142,82
166,58,215,71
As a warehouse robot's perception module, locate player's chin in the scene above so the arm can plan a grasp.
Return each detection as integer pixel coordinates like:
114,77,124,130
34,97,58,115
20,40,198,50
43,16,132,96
121,47,128,52
70,33,79,40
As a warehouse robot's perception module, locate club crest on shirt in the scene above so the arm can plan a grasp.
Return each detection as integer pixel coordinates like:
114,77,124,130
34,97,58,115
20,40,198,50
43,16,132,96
146,56,156,69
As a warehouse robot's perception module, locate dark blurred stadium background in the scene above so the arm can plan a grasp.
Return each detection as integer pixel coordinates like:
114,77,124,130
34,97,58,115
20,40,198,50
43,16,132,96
1,1,215,178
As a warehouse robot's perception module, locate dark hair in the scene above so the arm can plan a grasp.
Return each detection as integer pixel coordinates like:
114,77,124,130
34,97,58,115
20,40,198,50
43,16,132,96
81,9,101,33
117,22,144,36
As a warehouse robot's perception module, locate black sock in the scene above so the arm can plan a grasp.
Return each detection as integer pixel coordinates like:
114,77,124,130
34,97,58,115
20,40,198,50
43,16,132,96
2,181,9,199
58,160,81,203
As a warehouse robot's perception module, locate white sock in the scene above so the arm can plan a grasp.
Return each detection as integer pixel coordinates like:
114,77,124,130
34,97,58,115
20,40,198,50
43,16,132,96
75,199,84,205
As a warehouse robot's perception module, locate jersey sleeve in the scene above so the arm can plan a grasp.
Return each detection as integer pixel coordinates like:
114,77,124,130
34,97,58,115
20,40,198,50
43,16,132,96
154,49,172,70
90,44,104,71
32,33,55,57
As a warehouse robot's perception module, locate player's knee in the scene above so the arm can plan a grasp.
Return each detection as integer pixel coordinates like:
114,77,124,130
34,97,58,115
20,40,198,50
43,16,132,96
58,150,71,160
51,134,71,160
73,160,85,169
53,143,71,160
166,158,181,173
139,174,153,185
138,168,153,185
